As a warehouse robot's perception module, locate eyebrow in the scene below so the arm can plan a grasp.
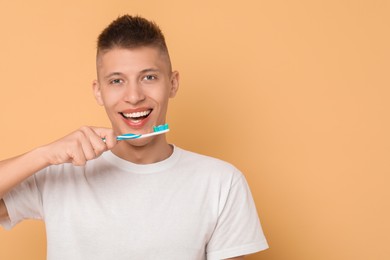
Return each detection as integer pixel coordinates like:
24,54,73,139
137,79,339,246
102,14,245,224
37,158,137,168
140,68,160,73
104,72,123,80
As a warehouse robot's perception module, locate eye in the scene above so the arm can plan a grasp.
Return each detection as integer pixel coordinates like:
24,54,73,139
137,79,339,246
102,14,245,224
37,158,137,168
109,78,124,85
143,75,157,81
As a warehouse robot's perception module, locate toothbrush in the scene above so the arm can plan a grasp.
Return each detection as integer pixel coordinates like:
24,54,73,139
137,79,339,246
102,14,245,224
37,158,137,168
115,123,169,141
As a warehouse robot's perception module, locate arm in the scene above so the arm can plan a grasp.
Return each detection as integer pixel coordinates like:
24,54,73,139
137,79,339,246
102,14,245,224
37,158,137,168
0,126,117,218
0,147,51,222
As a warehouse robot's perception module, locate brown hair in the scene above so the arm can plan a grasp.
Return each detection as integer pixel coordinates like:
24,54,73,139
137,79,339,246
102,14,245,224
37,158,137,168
97,15,171,62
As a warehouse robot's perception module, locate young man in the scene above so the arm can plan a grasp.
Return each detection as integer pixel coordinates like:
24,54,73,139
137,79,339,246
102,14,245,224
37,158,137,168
0,15,268,259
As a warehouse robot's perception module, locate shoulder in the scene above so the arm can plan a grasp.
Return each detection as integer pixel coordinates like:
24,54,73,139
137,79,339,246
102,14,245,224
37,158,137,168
175,146,244,182
177,146,235,169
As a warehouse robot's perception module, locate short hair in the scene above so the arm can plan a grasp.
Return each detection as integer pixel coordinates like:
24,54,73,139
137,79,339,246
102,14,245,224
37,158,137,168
97,15,170,59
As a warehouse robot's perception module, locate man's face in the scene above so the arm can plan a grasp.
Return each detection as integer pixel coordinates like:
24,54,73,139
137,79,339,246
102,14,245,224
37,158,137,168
93,47,179,139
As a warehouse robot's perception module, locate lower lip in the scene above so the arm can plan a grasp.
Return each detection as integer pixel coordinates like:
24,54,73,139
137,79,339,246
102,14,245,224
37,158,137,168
121,115,150,129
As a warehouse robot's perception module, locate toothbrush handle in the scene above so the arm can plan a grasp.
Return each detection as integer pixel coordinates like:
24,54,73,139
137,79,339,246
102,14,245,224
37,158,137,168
116,129,169,140
135,129,169,139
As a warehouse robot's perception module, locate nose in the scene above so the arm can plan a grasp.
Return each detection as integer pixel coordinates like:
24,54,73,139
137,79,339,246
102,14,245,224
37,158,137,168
123,81,146,104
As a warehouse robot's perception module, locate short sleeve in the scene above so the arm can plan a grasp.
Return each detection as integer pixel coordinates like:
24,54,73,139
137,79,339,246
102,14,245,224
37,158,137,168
206,173,268,259
0,174,44,230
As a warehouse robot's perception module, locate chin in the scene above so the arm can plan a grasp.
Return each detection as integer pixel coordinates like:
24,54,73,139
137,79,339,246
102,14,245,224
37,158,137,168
122,137,155,148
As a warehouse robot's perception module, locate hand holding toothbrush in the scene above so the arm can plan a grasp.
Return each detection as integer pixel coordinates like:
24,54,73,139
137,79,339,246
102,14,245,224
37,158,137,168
41,126,117,166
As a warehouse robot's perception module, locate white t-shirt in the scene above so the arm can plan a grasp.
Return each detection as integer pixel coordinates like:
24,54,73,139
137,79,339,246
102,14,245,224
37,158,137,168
1,146,268,260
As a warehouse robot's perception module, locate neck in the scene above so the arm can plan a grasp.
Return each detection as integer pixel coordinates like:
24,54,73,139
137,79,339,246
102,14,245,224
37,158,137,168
110,136,173,164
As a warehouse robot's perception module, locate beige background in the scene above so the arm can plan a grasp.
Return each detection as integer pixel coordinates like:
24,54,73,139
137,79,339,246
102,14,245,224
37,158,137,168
0,0,389,259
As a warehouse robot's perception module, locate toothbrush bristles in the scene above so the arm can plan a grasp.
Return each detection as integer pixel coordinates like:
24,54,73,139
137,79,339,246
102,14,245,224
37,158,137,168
153,123,169,132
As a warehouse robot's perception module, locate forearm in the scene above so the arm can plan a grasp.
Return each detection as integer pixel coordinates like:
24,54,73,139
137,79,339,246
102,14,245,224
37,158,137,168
0,146,50,199
0,126,117,199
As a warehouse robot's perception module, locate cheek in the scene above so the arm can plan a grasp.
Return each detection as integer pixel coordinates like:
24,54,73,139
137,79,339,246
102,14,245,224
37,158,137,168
153,91,171,109
101,89,123,107
143,86,168,102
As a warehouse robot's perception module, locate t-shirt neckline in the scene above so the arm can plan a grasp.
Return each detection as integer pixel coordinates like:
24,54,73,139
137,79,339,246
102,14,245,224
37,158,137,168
101,145,181,174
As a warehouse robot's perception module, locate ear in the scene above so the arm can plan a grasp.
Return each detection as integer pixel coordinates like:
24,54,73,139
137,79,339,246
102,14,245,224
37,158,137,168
92,80,104,106
169,71,180,98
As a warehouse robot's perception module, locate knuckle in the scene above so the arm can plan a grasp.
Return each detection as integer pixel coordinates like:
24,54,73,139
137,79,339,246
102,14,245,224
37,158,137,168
94,147,104,156
73,160,86,166
71,156,86,166
78,126,92,137
73,130,86,140
79,125,90,132
85,154,96,161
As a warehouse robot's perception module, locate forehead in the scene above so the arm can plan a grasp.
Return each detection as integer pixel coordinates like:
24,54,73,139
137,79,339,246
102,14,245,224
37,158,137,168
96,47,170,75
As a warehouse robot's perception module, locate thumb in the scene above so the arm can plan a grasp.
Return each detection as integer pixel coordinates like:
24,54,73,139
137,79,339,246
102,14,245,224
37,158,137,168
92,127,117,149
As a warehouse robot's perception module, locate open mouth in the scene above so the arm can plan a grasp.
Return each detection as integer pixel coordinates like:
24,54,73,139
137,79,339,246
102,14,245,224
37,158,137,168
120,109,152,124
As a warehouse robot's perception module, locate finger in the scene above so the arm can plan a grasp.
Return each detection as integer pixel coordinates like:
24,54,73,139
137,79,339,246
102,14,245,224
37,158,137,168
66,139,88,166
80,126,117,156
75,128,98,162
91,127,117,150
78,126,106,159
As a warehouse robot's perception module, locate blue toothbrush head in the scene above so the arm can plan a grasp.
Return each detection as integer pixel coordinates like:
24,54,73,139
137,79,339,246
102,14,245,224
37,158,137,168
153,123,169,132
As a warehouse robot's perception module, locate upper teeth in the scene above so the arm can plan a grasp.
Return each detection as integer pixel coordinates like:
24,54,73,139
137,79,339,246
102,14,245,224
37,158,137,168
122,110,151,118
